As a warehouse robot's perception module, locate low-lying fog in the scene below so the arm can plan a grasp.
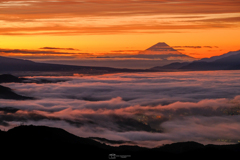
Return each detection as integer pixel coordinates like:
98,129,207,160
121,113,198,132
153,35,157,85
1,70,240,147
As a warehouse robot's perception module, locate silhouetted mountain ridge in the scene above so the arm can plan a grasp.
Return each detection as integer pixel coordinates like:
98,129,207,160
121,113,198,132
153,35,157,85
0,125,240,159
0,56,146,75
180,53,240,70
0,74,26,83
0,74,69,100
151,62,190,70
152,50,240,71
7,125,103,146
0,85,34,100
199,50,240,62
0,74,34,100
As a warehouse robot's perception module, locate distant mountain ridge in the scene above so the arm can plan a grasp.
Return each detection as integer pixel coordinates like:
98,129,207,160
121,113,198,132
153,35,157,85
0,55,113,72
181,50,240,70
0,55,148,75
152,50,240,71
151,62,190,70
1,47,240,72
199,50,240,62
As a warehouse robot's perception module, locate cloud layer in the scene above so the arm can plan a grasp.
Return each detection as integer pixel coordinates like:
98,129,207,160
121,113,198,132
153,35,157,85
1,71,240,147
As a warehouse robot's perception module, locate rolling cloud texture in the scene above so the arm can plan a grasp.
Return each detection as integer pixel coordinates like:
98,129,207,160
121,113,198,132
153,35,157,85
1,71,240,147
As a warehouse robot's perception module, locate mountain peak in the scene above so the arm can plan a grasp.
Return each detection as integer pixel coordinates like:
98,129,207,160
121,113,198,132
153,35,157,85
146,42,177,52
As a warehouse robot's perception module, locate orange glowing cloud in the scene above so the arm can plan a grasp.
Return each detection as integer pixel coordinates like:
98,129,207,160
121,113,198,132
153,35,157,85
0,0,239,59
1,0,239,35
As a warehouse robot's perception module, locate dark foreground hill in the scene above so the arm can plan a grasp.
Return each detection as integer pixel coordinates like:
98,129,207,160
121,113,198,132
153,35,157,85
0,125,240,159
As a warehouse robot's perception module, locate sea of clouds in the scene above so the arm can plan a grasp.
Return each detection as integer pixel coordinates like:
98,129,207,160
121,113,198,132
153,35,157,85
1,70,240,147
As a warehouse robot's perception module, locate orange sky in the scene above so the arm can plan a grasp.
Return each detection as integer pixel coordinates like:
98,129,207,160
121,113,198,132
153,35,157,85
0,0,240,59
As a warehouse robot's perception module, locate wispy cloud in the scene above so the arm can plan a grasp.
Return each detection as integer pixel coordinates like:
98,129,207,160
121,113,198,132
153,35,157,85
0,48,91,57
39,47,80,51
172,46,219,49
0,0,239,35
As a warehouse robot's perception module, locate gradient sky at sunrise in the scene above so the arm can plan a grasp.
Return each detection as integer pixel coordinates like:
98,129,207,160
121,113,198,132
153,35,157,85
0,0,240,61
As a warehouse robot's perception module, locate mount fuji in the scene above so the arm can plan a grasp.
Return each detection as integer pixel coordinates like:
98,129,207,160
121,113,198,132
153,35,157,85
0,42,196,71
20,42,196,69
145,42,182,53
138,42,193,58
